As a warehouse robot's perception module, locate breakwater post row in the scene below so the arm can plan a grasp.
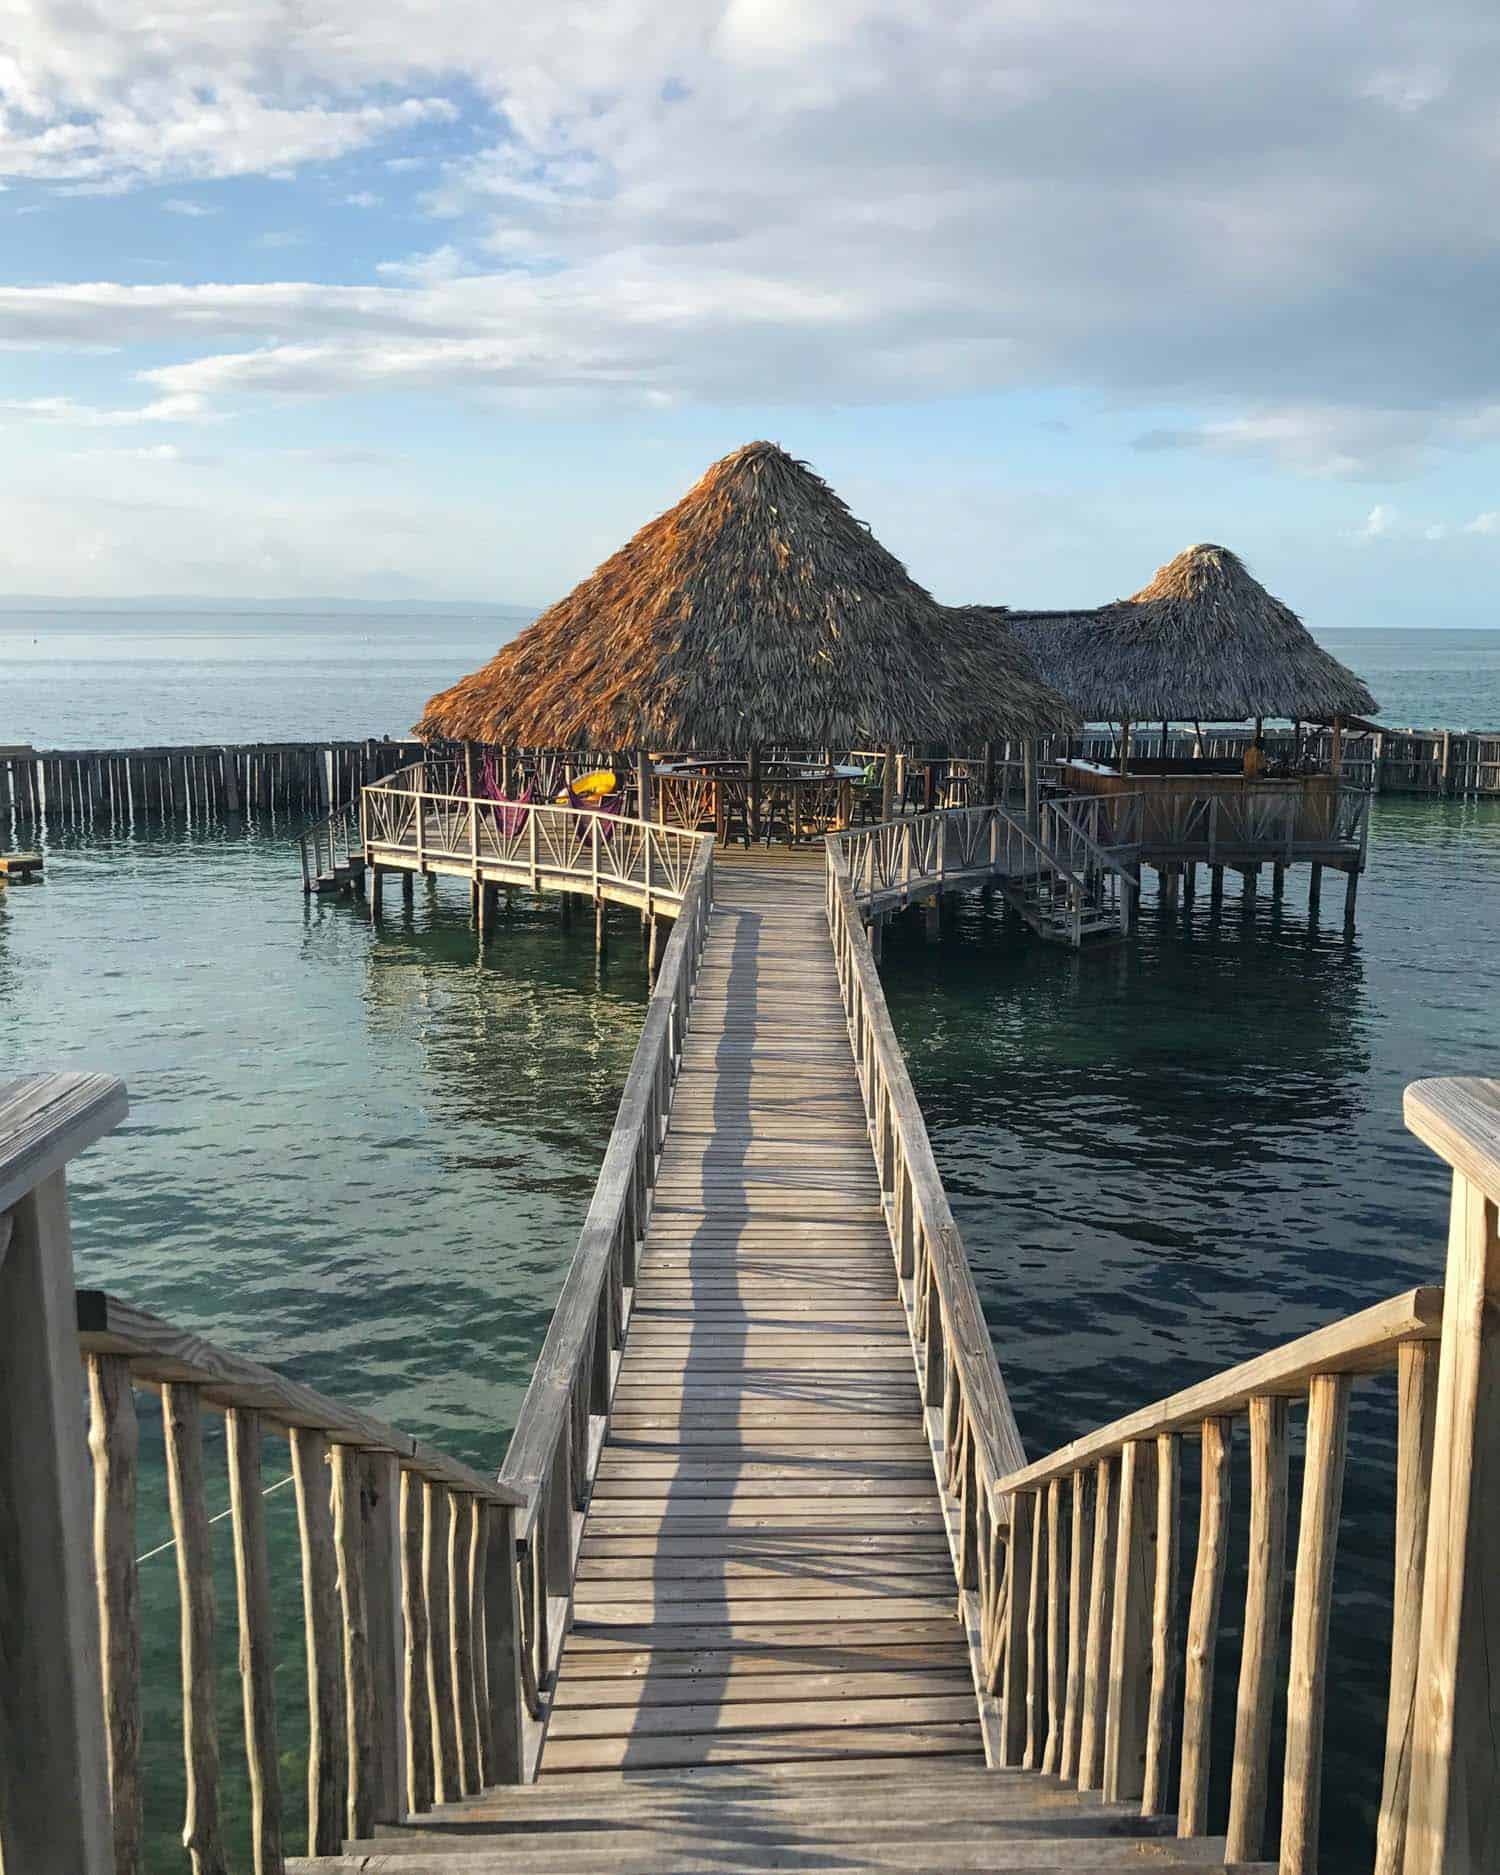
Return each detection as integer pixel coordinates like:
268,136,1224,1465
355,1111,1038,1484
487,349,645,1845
1074,724,1500,797
0,737,423,836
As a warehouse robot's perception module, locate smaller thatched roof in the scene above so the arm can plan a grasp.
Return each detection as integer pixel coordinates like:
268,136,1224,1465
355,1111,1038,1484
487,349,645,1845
1005,544,1377,724
417,442,1075,750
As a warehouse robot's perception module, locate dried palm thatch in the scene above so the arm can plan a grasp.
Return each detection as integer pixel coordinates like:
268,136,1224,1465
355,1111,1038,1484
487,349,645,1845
1005,544,1377,723
416,442,1075,749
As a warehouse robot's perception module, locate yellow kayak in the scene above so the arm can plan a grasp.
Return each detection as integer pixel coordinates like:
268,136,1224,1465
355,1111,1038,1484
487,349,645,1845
554,768,617,803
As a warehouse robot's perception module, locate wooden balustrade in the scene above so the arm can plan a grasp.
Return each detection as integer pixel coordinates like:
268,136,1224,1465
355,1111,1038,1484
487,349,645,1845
980,1233,1495,1874
493,836,714,1771
361,773,709,922
824,845,1027,1757
0,1074,535,1875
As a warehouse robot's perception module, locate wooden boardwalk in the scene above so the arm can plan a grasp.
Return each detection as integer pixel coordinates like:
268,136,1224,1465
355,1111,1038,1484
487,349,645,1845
543,849,983,1777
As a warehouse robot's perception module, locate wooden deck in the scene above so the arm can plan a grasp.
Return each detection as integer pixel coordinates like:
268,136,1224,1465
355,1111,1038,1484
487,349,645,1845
542,849,982,1777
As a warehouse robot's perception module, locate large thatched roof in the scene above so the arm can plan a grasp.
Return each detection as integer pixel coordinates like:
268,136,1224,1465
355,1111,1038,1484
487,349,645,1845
417,442,1075,749
1004,544,1377,723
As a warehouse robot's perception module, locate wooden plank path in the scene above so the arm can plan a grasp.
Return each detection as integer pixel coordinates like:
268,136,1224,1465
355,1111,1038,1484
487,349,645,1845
544,848,982,1777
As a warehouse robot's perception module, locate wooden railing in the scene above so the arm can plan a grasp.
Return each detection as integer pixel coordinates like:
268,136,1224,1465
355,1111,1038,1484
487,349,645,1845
830,802,1139,941
979,1073,1500,1875
1095,783,1371,865
0,1074,529,1875
493,836,715,1769
361,776,708,918
824,843,1027,1758
296,800,362,892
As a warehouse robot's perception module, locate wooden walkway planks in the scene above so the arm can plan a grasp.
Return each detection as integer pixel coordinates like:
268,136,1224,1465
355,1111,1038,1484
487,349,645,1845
543,849,980,1777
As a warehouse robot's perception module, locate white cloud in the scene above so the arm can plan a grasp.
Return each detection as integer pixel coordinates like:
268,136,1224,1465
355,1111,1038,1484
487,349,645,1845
1463,511,1500,535
0,2,1497,463
0,391,209,425
343,190,380,208
1360,503,1401,539
162,197,216,216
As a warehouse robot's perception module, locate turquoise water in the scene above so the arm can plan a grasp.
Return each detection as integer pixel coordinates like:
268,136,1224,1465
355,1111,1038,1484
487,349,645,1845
2,616,1499,1868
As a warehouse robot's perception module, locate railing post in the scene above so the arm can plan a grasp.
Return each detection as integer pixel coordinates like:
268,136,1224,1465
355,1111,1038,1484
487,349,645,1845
0,1079,124,1875
1401,1078,1500,1875
482,1503,527,1784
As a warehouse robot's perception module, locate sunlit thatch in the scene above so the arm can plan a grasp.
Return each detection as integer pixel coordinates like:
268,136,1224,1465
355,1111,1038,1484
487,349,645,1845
417,442,1075,749
1005,543,1378,723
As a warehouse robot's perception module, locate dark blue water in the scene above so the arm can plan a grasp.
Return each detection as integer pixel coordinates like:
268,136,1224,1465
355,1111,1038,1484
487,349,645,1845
2,615,1498,1868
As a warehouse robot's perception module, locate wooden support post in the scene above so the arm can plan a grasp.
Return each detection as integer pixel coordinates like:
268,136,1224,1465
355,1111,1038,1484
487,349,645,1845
880,743,897,822
0,1166,113,1875
748,744,763,845
1343,866,1358,926
999,1491,1035,1765
482,1503,526,1785
448,1496,482,1796
1226,1396,1290,1862
1279,1374,1351,1875
981,739,996,807
1024,1482,1048,1767
1042,1478,1065,1774
647,914,661,982
1023,740,1038,833
595,899,608,958
88,1352,143,1875
424,1481,462,1805
923,896,940,943
1272,862,1285,900
1060,1467,1093,1782
226,1407,282,1875
1103,1438,1157,1803
1308,863,1322,919
636,747,652,824
402,870,414,906
400,1471,434,1814
1401,1095,1500,1875
162,1385,224,1875
1179,1417,1232,1838
332,1444,374,1840
290,1428,345,1855
1141,1432,1180,1817
1210,865,1224,911
1077,1457,1115,1791
1181,863,1195,907
1373,1341,1438,1875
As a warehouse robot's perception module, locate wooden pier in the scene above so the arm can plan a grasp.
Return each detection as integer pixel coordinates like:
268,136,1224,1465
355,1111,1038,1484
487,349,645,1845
5,835,1500,1870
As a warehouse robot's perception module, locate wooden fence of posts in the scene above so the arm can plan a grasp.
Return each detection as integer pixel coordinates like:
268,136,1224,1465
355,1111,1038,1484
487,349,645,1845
1064,726,1500,798
0,740,424,836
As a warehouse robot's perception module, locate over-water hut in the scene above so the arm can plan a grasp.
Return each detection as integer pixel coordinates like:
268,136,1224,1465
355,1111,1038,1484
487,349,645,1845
1004,544,1380,910
418,440,1074,838
1006,542,1377,766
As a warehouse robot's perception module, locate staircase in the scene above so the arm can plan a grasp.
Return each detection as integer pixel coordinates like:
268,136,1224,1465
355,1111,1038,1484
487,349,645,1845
1002,869,1123,946
288,1758,1267,1872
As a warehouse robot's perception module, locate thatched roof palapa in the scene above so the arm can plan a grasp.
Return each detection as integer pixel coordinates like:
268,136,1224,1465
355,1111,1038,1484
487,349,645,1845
417,442,1075,750
1005,544,1377,724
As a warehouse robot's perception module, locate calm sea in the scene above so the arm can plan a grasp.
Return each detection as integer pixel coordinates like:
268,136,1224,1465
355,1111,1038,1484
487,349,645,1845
3,614,1499,1869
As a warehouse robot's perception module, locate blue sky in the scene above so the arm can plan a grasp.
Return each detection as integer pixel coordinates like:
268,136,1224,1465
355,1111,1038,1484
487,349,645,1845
2,1,1499,623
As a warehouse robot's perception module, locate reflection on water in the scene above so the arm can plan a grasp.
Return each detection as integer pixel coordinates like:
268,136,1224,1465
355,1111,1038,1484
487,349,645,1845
882,796,1500,1871
0,814,650,1863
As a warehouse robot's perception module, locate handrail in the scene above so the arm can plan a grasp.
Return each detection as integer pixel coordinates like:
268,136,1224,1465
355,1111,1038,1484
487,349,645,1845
990,1286,1442,1496
1039,795,1142,886
495,835,715,1761
825,839,1024,1757
966,1075,1500,1875
361,782,708,916
76,1291,524,1508
0,1072,541,1875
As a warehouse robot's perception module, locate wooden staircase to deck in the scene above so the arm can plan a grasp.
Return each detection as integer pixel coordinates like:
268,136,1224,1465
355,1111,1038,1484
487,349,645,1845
297,1759,1261,1871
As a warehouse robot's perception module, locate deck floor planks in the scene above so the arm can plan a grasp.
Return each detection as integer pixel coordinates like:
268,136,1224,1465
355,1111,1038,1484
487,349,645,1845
543,851,978,1779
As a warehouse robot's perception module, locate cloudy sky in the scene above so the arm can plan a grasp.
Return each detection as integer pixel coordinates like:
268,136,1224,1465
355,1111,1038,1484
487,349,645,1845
2,0,1497,622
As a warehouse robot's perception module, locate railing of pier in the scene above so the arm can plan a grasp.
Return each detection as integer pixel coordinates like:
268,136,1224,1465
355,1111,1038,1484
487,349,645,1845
296,799,362,892
830,801,1139,940
0,1073,530,1875
824,842,1027,1756
1099,783,1370,864
361,774,706,914
492,835,715,1769
977,1075,1500,1875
